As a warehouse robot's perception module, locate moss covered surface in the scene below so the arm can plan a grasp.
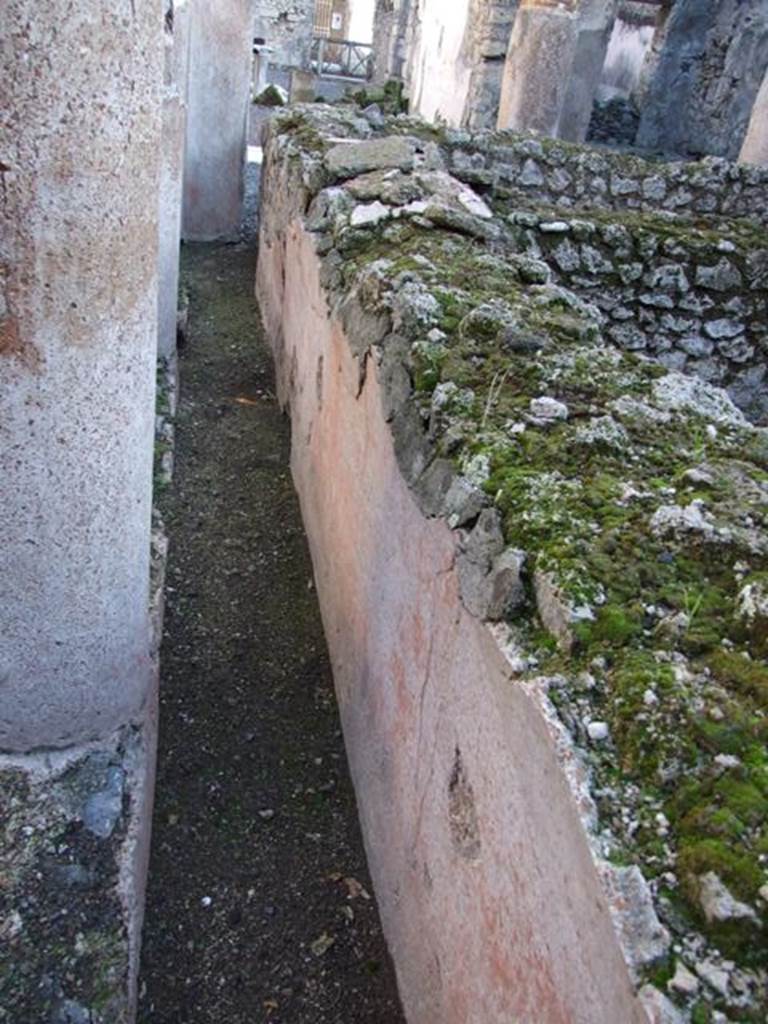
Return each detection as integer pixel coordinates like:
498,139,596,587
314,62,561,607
268,106,768,1011
339,221,768,979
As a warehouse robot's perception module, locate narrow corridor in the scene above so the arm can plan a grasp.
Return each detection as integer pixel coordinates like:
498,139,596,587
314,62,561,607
138,244,404,1024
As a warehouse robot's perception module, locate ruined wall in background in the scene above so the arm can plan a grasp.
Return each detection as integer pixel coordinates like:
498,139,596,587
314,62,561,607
497,0,616,142
464,0,521,129
636,0,768,161
404,0,475,126
254,0,316,68
397,0,518,129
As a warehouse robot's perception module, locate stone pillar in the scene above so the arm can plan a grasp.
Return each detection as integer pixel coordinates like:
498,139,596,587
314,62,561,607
0,3,163,1018
636,0,768,160
1,2,161,754
465,0,521,130
183,0,253,241
373,0,413,83
557,0,617,142
741,69,768,167
498,0,616,140
159,0,192,357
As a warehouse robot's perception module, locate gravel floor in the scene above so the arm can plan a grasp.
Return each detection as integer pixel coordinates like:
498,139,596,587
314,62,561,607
138,243,405,1024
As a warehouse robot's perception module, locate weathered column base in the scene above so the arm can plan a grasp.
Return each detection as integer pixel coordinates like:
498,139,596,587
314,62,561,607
0,716,157,1024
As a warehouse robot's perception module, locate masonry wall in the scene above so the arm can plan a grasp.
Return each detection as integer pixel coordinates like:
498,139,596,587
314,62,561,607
636,0,768,161
507,209,768,422
256,163,647,1024
254,0,316,68
444,130,768,224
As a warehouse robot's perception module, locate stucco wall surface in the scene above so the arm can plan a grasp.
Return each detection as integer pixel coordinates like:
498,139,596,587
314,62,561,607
0,1,162,751
183,0,252,241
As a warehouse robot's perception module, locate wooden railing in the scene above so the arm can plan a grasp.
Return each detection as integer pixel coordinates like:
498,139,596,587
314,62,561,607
309,37,374,81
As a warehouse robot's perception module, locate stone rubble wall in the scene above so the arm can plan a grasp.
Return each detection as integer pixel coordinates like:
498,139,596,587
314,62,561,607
506,209,768,422
256,103,768,1024
256,106,650,1024
254,0,317,69
443,129,768,224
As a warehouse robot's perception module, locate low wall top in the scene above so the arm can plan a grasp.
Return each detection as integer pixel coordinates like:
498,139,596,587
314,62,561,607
260,103,768,1020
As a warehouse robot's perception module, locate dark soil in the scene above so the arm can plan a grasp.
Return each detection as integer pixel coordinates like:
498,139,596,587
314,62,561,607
138,243,404,1024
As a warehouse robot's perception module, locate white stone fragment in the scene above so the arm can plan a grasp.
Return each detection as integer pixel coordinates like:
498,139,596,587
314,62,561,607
457,184,493,220
650,500,724,542
714,754,741,769
652,372,748,427
587,721,610,743
698,872,759,925
736,579,768,624
668,961,700,997
350,200,390,228
529,396,569,422
639,984,687,1024
695,958,730,998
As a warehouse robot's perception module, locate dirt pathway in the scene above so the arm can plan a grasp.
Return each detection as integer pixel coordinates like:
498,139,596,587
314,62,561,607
138,244,404,1024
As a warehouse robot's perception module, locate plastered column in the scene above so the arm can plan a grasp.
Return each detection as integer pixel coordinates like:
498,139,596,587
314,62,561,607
183,0,252,241
557,0,616,142
636,0,768,160
0,1,162,752
740,69,768,167
498,0,580,136
158,0,192,357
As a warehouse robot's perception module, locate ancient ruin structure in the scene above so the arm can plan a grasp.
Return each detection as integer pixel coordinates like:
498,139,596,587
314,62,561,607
2,1,767,1022
1,3,166,1019
183,0,253,240
258,103,768,1022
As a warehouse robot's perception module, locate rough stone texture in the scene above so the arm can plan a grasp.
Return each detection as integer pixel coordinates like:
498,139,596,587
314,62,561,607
256,104,768,1022
183,0,252,240
740,68,768,168
0,0,161,751
254,0,316,69
257,106,655,1024
443,126,768,225
0,728,157,1023
505,208,768,422
498,0,616,143
158,0,191,357
636,0,768,161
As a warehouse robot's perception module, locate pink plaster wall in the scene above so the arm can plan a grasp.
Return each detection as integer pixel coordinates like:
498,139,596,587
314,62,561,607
257,220,648,1024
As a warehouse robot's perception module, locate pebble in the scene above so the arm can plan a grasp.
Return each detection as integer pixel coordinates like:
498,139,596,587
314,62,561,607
587,721,610,743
